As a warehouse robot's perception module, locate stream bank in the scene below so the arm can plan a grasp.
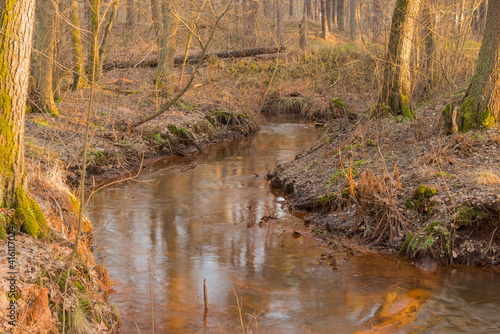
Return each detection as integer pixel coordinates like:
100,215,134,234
268,101,500,270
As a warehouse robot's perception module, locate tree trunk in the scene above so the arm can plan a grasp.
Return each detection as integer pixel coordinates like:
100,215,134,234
155,1,178,85
299,16,308,52
151,0,163,38
421,0,435,96
448,0,499,131
99,0,118,69
70,0,86,90
31,0,59,116
88,0,100,82
378,0,422,119
350,0,358,40
289,0,294,17
0,0,46,238
337,0,345,30
126,0,136,29
277,0,284,45
321,0,329,38
326,0,333,31
372,0,382,41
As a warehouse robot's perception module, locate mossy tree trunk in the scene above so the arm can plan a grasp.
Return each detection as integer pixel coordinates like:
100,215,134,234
31,0,59,116
88,0,100,82
0,0,47,238
445,0,499,132
378,0,422,120
70,0,86,90
155,0,178,85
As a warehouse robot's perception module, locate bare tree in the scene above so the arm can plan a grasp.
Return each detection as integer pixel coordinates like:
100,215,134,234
156,0,179,85
321,0,329,38
70,0,86,90
337,0,345,30
88,0,101,82
350,0,358,40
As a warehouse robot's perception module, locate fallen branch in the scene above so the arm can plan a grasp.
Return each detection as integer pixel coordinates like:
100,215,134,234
102,46,286,71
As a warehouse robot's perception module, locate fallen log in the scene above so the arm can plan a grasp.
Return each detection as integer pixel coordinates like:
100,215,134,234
102,46,286,71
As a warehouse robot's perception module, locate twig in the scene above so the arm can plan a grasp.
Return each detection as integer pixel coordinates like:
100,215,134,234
148,250,155,334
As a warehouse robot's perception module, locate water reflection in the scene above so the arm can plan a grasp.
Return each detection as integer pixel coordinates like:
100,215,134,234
91,124,500,333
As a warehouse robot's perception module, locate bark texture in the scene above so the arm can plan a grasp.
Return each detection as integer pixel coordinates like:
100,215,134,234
337,0,344,30
447,0,499,131
70,0,86,90
277,0,284,45
155,0,179,84
151,0,163,37
99,0,118,69
349,0,358,40
321,0,329,38
0,0,46,238
378,0,422,119
31,0,59,116
88,0,100,82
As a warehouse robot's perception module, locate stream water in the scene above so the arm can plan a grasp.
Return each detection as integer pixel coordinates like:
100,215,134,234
92,123,500,333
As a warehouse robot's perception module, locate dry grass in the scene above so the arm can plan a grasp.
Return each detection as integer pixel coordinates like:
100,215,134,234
475,170,500,185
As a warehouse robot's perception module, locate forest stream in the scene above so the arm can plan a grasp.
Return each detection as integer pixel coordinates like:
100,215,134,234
91,123,500,333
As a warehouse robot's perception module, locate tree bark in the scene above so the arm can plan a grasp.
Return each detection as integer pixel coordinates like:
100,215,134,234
321,0,329,38
0,0,47,238
70,0,86,90
151,0,163,38
378,0,422,119
289,0,294,17
126,0,136,29
299,16,308,52
421,0,435,96
350,0,358,40
372,0,382,41
326,0,333,31
448,0,499,131
31,0,59,116
88,0,100,82
155,0,179,85
337,0,345,30
99,0,118,69
277,0,284,45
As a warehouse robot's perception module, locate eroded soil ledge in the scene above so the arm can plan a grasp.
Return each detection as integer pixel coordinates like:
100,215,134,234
268,103,500,270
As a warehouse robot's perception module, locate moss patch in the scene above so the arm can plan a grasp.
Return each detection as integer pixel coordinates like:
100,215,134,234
9,187,47,238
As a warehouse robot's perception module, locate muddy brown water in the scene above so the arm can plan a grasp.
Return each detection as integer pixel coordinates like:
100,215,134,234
91,123,500,333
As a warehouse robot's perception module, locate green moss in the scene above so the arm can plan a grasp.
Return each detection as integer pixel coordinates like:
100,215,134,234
406,185,436,213
317,192,336,204
480,107,496,128
73,281,86,293
330,97,344,108
417,184,436,198
8,187,47,238
0,224,5,239
365,138,376,146
460,96,475,132
167,124,191,138
400,94,414,121
457,206,486,226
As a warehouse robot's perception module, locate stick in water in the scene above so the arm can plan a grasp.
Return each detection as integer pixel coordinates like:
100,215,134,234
148,251,155,334
203,278,208,328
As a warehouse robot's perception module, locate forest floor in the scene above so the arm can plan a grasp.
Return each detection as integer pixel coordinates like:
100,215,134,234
268,100,500,271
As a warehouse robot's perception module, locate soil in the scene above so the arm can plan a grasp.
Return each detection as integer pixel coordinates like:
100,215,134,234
268,99,500,270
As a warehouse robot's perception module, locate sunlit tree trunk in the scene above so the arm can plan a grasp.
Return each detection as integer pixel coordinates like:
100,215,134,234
372,0,382,41
337,0,345,30
0,0,46,238
350,0,358,40
277,0,284,45
126,0,136,29
70,0,86,90
31,0,59,116
88,0,100,82
151,0,163,38
421,0,435,96
378,0,422,119
99,0,118,70
289,0,294,16
321,0,329,38
326,0,333,31
446,0,499,131
155,0,178,85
